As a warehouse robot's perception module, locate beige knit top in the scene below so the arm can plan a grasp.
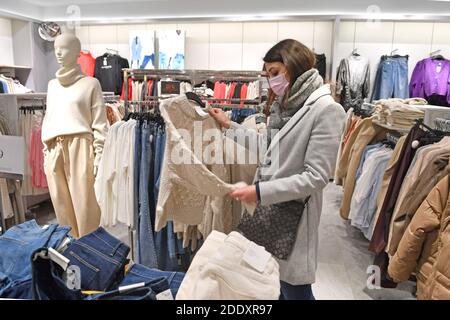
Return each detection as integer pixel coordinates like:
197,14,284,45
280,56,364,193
155,95,256,235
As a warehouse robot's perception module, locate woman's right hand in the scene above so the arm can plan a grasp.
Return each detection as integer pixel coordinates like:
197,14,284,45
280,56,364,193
208,108,231,129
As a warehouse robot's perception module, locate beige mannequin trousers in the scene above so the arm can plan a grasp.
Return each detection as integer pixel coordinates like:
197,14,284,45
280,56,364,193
44,133,101,238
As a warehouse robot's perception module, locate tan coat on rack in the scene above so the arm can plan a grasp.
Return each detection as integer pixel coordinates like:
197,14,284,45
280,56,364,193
388,173,450,300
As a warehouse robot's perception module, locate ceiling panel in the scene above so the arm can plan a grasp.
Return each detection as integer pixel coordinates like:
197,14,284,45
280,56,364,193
2,0,450,23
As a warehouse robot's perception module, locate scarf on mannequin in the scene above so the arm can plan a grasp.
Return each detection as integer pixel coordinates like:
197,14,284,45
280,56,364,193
268,68,323,131
56,64,86,86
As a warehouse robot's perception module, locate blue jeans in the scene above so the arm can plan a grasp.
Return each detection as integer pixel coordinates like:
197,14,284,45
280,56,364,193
280,282,315,300
32,248,159,300
133,121,142,262
121,263,184,298
63,227,130,291
138,121,158,268
153,126,180,271
231,108,257,124
32,248,84,300
0,220,70,296
371,56,409,101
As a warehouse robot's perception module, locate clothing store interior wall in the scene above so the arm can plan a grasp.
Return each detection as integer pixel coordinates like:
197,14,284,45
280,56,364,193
1,0,450,301
3,18,450,93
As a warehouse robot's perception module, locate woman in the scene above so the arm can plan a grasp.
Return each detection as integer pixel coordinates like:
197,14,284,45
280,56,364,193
209,39,346,300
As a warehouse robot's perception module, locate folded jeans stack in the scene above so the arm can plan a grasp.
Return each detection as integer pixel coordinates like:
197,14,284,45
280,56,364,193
0,220,71,299
31,248,175,300
0,222,185,300
62,226,130,291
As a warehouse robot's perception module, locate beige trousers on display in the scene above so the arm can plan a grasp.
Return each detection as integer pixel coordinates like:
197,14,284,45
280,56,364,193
44,133,101,239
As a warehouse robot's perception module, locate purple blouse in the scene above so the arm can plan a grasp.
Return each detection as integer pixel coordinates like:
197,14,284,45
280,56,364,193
409,58,450,104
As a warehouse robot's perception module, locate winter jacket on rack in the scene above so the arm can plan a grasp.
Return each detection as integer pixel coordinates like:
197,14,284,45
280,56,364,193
369,135,406,239
388,174,450,300
387,137,450,256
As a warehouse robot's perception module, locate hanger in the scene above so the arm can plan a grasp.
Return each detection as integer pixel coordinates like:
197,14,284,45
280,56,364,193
412,118,450,148
351,48,360,56
186,92,205,108
430,49,445,60
106,48,119,56
390,48,399,56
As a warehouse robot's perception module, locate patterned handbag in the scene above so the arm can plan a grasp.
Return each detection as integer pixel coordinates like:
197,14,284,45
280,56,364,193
237,197,310,260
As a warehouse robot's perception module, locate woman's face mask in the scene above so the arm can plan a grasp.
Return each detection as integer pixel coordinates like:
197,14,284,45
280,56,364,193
268,72,289,96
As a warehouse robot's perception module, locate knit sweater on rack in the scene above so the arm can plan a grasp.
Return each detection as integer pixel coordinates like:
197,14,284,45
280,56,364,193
155,95,256,233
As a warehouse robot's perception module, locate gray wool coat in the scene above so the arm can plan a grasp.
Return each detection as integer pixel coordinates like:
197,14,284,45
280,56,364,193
230,84,346,285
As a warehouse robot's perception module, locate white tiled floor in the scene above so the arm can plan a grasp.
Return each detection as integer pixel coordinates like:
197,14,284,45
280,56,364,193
31,183,416,300
313,183,415,300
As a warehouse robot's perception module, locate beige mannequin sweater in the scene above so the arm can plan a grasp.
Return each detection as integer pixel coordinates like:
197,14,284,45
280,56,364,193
42,69,108,168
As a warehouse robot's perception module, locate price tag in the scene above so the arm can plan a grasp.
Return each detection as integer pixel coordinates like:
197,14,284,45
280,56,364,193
242,242,271,273
156,289,174,300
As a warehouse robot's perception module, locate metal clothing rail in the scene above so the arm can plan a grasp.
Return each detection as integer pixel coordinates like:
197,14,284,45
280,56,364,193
123,69,266,118
122,69,266,259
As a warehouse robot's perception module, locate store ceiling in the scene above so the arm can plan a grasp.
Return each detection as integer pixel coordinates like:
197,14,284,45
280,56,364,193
2,0,450,23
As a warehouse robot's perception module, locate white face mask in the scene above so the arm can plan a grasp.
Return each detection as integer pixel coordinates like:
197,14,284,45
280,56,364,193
268,72,289,96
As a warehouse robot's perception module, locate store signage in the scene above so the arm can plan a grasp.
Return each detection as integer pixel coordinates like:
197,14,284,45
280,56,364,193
0,135,25,176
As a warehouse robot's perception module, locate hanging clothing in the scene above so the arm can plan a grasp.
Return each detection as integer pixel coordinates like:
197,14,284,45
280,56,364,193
387,137,450,256
409,57,450,106
388,174,450,300
156,95,255,233
369,124,427,254
19,110,48,196
335,117,388,219
349,145,393,240
94,54,129,95
315,53,327,80
370,135,407,239
336,55,370,110
29,111,48,189
371,55,409,101
77,51,96,77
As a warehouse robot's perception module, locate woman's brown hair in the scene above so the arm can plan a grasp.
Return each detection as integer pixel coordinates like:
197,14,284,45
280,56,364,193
263,39,316,115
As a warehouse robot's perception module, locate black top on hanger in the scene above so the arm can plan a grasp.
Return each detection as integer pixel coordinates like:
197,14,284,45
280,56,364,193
415,118,450,145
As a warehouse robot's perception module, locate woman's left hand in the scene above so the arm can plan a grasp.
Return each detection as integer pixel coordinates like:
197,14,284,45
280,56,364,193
230,185,257,204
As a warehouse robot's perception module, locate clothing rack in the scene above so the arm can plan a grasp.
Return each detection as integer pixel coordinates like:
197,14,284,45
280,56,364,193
435,117,450,132
123,69,266,118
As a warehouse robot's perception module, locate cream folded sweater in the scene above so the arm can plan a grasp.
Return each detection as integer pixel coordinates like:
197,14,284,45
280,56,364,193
42,66,108,168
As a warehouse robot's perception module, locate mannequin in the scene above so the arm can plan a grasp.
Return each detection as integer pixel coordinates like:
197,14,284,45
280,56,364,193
42,33,108,238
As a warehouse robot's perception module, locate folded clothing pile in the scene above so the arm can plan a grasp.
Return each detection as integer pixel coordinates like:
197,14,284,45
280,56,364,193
176,230,280,300
0,222,184,300
373,98,426,129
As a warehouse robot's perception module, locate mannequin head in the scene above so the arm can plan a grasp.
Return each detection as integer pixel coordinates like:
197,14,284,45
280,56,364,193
54,33,81,68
